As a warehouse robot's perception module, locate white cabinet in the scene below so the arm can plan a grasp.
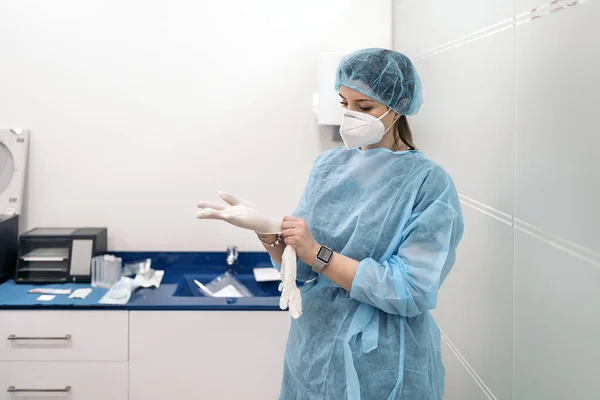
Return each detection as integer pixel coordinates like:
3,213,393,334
0,361,128,400
0,310,129,399
129,311,290,400
0,310,128,361
0,309,290,399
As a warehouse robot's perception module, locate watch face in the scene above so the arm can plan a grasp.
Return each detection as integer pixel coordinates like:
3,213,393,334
317,246,333,263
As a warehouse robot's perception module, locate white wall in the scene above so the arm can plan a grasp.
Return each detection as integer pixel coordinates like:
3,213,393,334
394,0,600,399
0,0,392,251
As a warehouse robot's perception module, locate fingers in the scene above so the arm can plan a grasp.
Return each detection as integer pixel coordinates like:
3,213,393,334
281,218,306,230
281,227,299,238
195,208,225,220
281,221,296,230
283,234,302,246
196,191,243,209
218,191,244,206
196,201,226,211
281,218,307,243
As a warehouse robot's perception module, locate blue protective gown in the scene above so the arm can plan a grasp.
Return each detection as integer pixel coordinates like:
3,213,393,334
273,146,464,400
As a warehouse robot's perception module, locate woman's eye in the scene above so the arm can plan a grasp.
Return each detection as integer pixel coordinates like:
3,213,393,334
358,106,372,112
339,102,348,108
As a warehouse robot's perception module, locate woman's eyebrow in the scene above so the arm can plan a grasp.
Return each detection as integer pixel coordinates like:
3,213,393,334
339,94,374,102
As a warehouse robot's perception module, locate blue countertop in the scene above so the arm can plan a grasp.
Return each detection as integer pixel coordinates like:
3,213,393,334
0,251,285,311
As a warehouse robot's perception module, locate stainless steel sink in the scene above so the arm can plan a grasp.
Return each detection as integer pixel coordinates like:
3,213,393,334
173,272,280,298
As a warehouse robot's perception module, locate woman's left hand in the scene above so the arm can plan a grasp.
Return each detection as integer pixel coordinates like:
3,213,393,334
281,216,320,266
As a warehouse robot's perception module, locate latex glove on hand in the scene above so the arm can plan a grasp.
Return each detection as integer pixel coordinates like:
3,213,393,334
279,245,302,319
195,191,302,319
196,191,281,234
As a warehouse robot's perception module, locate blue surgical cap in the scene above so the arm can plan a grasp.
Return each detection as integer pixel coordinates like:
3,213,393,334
335,48,423,115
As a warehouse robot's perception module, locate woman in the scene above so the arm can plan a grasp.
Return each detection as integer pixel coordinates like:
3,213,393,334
197,48,464,400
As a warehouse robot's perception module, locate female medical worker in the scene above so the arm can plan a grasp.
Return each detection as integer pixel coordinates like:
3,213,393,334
197,48,464,400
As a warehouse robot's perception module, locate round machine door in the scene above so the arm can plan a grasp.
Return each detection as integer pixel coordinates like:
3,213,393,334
0,128,30,216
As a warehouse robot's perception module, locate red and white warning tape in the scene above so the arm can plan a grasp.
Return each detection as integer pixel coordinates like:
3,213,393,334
529,0,584,21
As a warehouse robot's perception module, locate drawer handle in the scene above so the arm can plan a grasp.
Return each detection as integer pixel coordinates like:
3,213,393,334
7,385,71,393
7,334,72,341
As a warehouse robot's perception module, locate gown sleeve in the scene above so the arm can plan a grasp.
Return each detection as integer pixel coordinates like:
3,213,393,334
350,177,464,317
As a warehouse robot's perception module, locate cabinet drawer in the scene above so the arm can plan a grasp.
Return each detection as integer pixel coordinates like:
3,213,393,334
0,310,128,361
0,361,127,400
130,311,289,400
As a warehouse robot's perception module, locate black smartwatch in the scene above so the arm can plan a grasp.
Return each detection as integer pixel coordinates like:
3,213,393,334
312,245,333,273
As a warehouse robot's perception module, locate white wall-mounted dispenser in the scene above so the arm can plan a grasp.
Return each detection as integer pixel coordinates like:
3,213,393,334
313,52,346,127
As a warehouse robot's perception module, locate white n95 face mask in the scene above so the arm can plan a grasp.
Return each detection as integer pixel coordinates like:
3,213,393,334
339,108,394,150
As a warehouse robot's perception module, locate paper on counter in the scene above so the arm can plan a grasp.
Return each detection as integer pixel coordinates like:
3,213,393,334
253,267,281,282
69,288,93,299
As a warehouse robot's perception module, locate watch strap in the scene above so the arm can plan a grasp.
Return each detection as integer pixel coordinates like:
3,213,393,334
312,257,327,274
312,245,333,273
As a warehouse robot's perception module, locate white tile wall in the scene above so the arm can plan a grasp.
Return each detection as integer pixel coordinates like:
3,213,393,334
514,231,600,399
441,340,492,400
412,28,515,215
434,205,513,400
395,0,599,399
515,2,600,255
394,0,514,57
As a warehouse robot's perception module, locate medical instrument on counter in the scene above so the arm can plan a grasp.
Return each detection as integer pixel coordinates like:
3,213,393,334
28,288,72,295
15,227,107,284
91,254,122,289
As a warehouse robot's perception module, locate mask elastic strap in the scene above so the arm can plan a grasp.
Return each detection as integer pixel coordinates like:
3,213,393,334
376,108,392,121
381,109,399,135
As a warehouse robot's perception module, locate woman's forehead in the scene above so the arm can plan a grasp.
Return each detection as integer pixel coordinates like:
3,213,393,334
339,86,378,103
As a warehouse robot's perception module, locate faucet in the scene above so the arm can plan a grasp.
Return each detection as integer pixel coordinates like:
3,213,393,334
226,246,238,272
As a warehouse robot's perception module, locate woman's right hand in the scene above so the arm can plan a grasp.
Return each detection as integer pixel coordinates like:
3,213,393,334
195,191,282,234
